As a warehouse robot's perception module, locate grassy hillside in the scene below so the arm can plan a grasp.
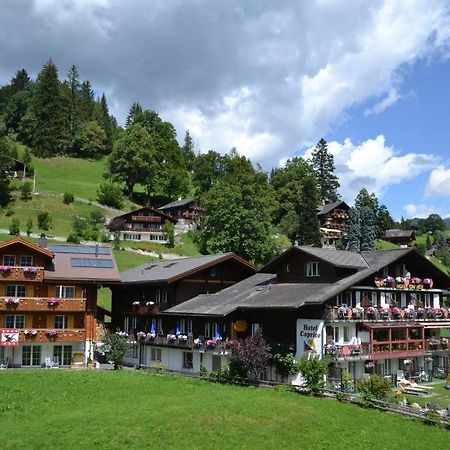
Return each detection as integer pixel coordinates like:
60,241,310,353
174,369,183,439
1,370,448,449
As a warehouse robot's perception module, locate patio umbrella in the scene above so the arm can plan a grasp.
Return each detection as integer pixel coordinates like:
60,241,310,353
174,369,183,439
215,327,222,341
150,322,156,334
176,324,181,335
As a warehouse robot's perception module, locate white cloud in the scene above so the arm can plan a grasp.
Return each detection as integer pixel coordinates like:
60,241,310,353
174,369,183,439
403,203,450,218
304,135,438,202
425,165,450,197
364,88,400,116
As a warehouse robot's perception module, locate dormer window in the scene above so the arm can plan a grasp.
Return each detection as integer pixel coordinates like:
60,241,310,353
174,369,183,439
306,261,320,277
285,264,291,273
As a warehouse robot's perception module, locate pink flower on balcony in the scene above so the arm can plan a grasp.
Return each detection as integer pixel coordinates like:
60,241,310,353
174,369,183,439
391,307,401,316
0,266,12,274
23,329,37,337
206,339,218,348
5,297,19,305
45,329,59,337
47,298,60,306
23,266,37,275
410,277,422,284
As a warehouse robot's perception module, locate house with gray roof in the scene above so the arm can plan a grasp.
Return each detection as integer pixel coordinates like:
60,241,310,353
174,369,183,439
158,198,205,228
132,245,450,380
384,229,416,247
317,200,350,247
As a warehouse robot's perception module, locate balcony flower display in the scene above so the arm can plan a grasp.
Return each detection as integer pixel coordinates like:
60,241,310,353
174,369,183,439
395,276,404,283
379,307,390,319
167,334,176,342
324,343,337,357
136,331,146,341
23,266,37,275
5,297,19,305
45,329,59,338
410,277,422,285
428,337,440,347
23,329,37,337
132,301,140,306
404,308,416,319
416,307,425,318
352,307,363,319
367,306,376,319
427,308,443,319
116,331,129,338
374,277,384,288
146,332,156,341
206,338,218,349
348,344,362,355
177,334,188,342
47,297,60,306
441,337,449,347
423,278,433,288
391,306,401,318
384,276,395,287
364,361,375,369
0,265,12,274
193,338,202,348
337,305,350,319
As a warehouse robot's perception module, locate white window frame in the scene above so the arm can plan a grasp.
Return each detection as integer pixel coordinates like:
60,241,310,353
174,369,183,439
150,347,162,361
306,261,320,277
55,286,76,299
155,288,167,304
183,351,193,369
22,345,41,366
3,255,16,266
187,319,193,336
131,344,139,359
124,316,138,333
6,284,26,298
20,255,33,267
5,314,25,328
53,345,72,366
157,318,163,335
251,323,261,336
178,319,186,334
204,322,211,338
54,315,69,329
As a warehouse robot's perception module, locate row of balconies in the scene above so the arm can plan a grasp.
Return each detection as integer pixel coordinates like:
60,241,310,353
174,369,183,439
324,338,449,360
0,266,44,282
6,329,86,343
326,306,450,322
0,297,86,312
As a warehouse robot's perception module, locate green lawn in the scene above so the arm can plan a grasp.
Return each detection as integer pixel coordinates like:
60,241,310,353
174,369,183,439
401,382,450,408
0,370,448,449
376,239,400,250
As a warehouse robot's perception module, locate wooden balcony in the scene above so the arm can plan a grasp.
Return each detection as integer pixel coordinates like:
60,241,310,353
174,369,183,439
0,266,44,282
19,329,86,343
131,215,162,223
133,334,228,353
0,297,86,312
371,339,425,359
424,339,450,352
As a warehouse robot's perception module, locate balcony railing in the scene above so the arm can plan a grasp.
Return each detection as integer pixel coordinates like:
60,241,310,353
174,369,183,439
424,339,450,352
0,297,86,312
326,306,450,322
19,329,86,343
324,343,371,359
0,266,44,282
132,334,228,353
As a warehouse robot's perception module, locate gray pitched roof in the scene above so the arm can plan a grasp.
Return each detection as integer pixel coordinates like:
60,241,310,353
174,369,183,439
385,229,415,238
164,248,420,316
159,198,194,210
120,253,252,284
317,201,349,216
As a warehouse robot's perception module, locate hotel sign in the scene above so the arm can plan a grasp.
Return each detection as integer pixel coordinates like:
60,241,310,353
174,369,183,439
296,319,324,360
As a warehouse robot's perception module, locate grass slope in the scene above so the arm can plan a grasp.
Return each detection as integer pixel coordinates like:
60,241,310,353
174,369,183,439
0,370,448,449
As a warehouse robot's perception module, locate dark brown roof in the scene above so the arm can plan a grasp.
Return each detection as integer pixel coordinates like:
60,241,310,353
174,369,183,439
159,198,195,210
0,237,54,259
112,206,177,223
317,201,350,216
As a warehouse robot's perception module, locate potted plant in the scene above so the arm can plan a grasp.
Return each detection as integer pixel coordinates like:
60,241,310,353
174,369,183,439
136,331,146,342
324,343,337,357
23,266,37,276
47,298,60,307
23,329,38,338
206,338,217,349
379,307,390,320
391,306,401,319
410,277,422,285
193,338,202,348
404,308,416,319
166,333,176,343
367,306,377,319
384,276,395,288
146,332,156,341
0,266,12,275
348,344,361,356
177,334,188,343
5,297,19,306
416,307,425,319
337,305,350,319
352,307,363,319
45,329,59,338
423,278,433,289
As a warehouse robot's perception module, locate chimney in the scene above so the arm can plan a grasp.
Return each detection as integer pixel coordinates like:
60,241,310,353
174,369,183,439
38,233,48,248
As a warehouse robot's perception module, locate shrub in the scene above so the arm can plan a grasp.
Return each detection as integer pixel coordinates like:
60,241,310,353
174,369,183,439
163,221,175,247
9,218,20,236
37,212,52,230
67,233,81,244
101,330,132,370
63,192,74,204
97,182,124,209
89,209,106,229
20,181,32,200
356,374,392,401
26,218,33,236
5,208,14,217
296,356,330,394
270,343,297,378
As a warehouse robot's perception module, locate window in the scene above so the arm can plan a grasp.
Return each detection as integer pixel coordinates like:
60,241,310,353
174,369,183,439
54,315,68,329
423,294,431,308
6,285,26,298
55,286,76,299
155,288,167,304
157,318,163,335
251,323,261,336
5,315,25,328
204,322,211,338
150,347,162,361
22,345,41,366
124,316,138,333
178,319,186,334
0,346,4,363
131,344,139,359
285,264,291,273
20,255,33,267
343,327,349,342
53,345,72,366
183,351,193,369
187,319,193,336
3,255,15,266
306,261,320,277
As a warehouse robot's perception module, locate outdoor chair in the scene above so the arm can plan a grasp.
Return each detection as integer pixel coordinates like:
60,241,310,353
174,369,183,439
0,357,10,369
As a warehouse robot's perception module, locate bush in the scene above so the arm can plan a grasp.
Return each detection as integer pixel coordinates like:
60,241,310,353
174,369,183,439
26,218,33,236
270,343,297,378
296,356,330,394
101,330,132,370
97,182,124,209
63,192,74,204
356,374,392,401
37,212,52,230
163,221,175,247
9,218,20,236
20,181,32,200
67,233,81,244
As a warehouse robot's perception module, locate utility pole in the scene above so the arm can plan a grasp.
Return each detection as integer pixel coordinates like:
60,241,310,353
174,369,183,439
33,170,36,194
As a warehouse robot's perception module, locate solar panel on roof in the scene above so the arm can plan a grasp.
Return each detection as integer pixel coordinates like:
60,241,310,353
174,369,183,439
70,258,114,268
49,245,110,255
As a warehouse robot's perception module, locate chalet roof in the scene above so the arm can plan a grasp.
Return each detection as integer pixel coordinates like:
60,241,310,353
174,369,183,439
44,244,120,283
317,201,350,216
120,253,255,284
261,246,368,272
0,237,54,259
164,247,428,316
385,229,415,238
159,198,194,210
112,206,176,223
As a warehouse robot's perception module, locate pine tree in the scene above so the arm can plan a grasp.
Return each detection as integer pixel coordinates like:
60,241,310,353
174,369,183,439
360,206,376,251
181,130,196,171
65,65,81,147
310,138,340,204
125,102,143,127
78,81,95,122
31,60,68,156
296,172,321,246
347,207,361,252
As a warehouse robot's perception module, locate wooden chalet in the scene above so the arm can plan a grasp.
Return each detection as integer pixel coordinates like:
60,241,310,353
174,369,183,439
158,198,205,228
0,237,120,368
385,229,416,247
129,245,450,380
317,201,350,247
108,206,177,243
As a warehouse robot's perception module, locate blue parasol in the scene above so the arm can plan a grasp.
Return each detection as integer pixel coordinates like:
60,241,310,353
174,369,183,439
150,322,156,334
215,327,222,341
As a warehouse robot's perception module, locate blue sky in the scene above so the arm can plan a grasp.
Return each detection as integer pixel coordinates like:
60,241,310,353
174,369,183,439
1,1,450,220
